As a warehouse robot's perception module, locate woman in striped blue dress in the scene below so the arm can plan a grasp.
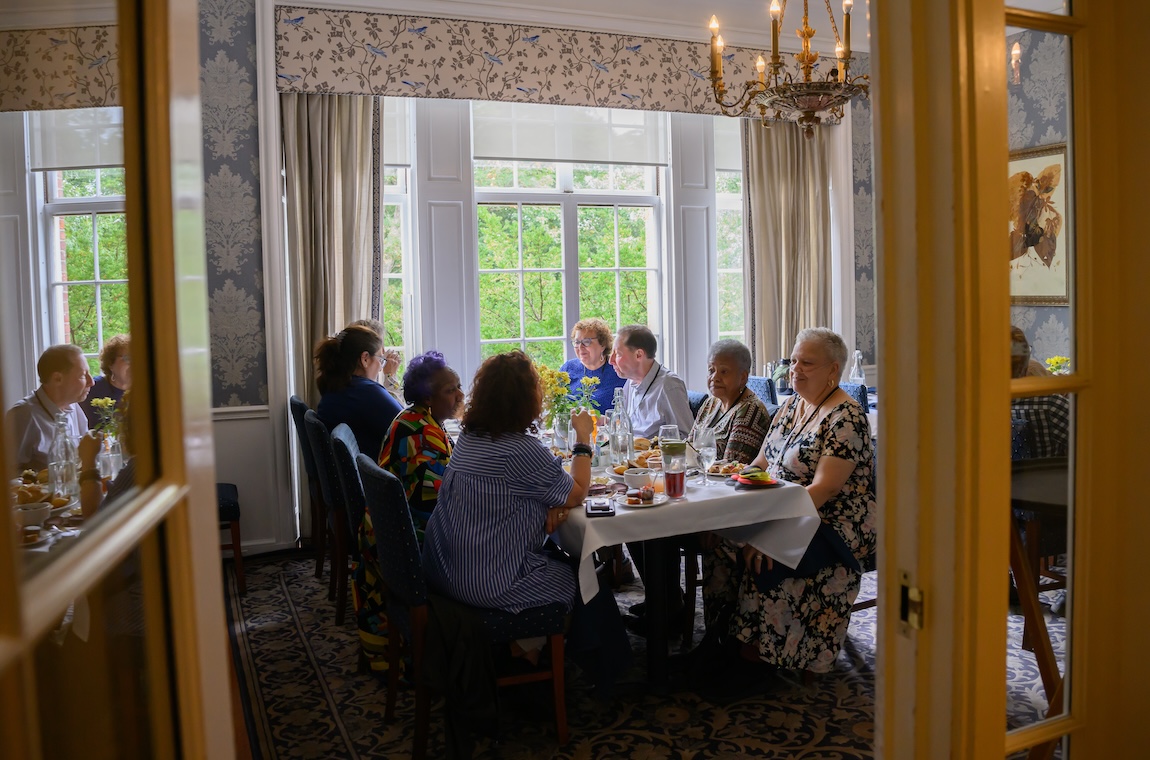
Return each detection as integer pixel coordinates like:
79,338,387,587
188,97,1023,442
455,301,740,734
423,352,632,690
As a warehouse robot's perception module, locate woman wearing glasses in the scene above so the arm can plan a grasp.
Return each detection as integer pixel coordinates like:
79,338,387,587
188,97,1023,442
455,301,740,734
560,318,627,412
314,325,402,458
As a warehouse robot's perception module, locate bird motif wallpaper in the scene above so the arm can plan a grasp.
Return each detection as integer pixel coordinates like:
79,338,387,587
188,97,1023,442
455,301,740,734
0,25,118,112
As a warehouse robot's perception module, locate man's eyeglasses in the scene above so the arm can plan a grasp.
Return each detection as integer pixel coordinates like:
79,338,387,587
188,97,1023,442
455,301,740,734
571,339,597,348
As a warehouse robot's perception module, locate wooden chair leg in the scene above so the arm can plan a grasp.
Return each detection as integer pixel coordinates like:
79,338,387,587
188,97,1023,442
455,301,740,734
548,632,568,744
334,530,348,625
611,544,627,588
412,607,430,760
385,622,401,721
681,551,699,644
229,520,246,595
327,524,338,602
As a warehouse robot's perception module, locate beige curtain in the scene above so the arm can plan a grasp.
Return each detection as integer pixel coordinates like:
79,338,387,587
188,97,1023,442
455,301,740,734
742,120,832,367
281,94,374,406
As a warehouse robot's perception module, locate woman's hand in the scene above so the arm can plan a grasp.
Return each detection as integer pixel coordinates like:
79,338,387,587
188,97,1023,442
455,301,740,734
741,543,774,574
546,505,571,534
569,407,594,443
78,431,102,471
383,349,401,377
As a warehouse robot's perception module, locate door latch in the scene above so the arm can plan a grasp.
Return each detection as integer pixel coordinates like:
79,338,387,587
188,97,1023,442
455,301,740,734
900,572,924,630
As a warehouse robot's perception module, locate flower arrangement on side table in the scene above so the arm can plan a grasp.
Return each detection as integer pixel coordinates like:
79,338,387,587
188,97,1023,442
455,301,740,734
537,365,599,428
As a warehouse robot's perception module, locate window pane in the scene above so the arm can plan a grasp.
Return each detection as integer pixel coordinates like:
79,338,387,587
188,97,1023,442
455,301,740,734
525,340,564,369
61,214,96,281
481,340,520,358
717,209,744,270
522,271,563,338
380,278,405,348
59,284,100,353
99,283,130,341
518,161,556,189
477,204,520,270
382,204,403,275
60,169,98,198
619,270,655,326
521,205,562,268
617,207,650,268
573,163,609,190
96,213,128,280
716,169,743,195
98,167,125,196
579,271,617,324
717,273,745,335
577,206,615,267
613,165,649,192
474,160,514,188
478,273,521,340
383,167,399,187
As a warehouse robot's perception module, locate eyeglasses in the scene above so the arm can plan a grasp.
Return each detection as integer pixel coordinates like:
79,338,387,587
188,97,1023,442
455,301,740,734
372,353,386,362
571,339,598,348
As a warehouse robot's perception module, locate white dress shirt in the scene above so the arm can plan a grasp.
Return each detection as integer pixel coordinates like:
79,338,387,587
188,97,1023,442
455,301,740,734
623,361,695,439
5,387,88,472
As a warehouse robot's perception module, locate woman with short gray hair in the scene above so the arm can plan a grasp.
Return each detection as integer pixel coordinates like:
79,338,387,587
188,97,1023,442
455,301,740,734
686,339,771,465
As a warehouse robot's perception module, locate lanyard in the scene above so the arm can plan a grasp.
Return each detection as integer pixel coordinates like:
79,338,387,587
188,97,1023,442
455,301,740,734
772,386,837,475
638,364,662,404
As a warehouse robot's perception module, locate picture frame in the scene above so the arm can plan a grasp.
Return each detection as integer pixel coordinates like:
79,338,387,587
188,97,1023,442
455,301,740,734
1008,143,1070,305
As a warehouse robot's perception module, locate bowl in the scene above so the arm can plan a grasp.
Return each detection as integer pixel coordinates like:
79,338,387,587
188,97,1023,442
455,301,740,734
14,502,50,528
623,468,654,489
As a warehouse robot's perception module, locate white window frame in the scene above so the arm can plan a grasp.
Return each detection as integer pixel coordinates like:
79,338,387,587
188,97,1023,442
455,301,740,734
714,167,746,344
473,161,663,367
381,165,415,363
38,169,128,370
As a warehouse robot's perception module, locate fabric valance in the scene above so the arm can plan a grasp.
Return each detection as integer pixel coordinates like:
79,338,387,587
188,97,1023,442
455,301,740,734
0,26,119,113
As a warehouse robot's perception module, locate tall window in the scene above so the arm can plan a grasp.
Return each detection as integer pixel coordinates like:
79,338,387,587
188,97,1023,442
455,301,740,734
380,165,410,358
42,168,129,374
474,160,661,368
714,116,746,343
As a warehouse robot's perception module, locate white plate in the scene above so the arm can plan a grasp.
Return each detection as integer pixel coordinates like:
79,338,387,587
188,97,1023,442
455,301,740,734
613,492,670,509
18,531,50,548
50,499,78,517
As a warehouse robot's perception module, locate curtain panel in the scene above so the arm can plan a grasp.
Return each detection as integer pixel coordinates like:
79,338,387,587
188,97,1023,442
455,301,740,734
281,93,374,406
742,120,832,366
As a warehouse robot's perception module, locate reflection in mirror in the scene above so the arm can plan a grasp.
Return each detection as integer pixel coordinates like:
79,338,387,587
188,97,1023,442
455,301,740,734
1006,27,1074,378
1007,388,1075,749
4,101,134,574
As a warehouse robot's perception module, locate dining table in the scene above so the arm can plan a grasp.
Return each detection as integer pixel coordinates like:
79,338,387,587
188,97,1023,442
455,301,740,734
554,470,820,689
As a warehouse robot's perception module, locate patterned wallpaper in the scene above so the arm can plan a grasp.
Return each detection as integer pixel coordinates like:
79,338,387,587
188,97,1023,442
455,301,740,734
0,25,118,112
1007,30,1071,365
850,53,875,365
200,0,269,406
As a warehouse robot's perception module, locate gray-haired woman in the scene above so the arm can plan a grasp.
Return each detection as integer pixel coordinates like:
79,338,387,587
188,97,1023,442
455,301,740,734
686,339,772,464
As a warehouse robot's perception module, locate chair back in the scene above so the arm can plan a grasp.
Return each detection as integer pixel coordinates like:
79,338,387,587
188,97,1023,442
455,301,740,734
289,395,320,482
746,375,778,406
331,423,367,546
839,383,868,409
1010,417,1033,461
303,409,347,523
357,453,428,609
686,390,708,419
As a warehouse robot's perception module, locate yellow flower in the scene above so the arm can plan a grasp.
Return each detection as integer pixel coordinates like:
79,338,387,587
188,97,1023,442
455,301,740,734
1044,355,1071,374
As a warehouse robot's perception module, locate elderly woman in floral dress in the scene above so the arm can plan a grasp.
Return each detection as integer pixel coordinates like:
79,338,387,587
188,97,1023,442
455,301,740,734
700,327,876,677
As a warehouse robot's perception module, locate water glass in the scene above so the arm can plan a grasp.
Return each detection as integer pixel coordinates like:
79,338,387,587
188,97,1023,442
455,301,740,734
657,425,680,445
694,429,717,486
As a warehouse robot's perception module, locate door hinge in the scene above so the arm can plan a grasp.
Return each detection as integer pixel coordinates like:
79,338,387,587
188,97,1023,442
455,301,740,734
900,573,924,630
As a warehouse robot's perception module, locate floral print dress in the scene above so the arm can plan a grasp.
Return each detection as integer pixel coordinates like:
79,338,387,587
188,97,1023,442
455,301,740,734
702,396,876,672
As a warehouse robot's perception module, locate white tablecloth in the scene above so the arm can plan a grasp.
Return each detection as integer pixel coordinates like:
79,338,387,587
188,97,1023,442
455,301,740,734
555,476,821,604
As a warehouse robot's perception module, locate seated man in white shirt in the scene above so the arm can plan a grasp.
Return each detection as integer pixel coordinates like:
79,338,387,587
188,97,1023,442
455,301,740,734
6,344,94,472
609,325,694,439
610,325,695,633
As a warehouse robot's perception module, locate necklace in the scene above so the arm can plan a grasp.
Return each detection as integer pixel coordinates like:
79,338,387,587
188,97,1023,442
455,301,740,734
771,386,838,476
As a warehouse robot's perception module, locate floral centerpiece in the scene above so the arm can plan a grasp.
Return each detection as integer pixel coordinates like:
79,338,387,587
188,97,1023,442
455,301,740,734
88,397,121,438
1045,355,1071,375
537,365,599,428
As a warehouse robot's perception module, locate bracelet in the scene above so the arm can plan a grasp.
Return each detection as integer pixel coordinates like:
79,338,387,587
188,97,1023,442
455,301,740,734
572,450,592,459
571,443,593,457
79,469,101,484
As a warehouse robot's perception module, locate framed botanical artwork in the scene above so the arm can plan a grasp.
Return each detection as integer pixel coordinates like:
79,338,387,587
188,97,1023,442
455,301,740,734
1008,143,1071,305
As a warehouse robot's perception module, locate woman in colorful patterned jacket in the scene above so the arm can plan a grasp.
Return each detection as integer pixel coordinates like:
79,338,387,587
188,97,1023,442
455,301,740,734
378,350,464,535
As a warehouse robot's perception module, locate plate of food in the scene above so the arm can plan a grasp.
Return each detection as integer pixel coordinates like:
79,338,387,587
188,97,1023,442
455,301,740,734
614,487,669,509
17,526,50,548
730,469,782,488
49,496,77,517
707,460,748,478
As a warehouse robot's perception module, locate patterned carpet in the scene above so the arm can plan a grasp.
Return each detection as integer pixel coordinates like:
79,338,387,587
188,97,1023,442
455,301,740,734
224,552,1065,759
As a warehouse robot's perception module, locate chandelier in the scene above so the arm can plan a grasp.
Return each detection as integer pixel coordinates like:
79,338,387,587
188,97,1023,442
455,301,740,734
707,0,869,136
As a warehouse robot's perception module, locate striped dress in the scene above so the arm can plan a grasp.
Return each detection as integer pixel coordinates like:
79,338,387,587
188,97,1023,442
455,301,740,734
422,430,577,614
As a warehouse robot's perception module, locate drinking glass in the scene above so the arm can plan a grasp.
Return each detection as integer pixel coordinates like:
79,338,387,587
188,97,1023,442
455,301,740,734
657,425,679,446
694,429,717,486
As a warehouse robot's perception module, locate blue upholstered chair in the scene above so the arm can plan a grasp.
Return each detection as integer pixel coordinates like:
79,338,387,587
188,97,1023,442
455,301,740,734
330,423,367,551
1010,417,1033,460
290,395,328,580
687,390,708,419
840,382,869,409
217,483,245,595
746,375,778,406
303,409,353,624
357,453,570,755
